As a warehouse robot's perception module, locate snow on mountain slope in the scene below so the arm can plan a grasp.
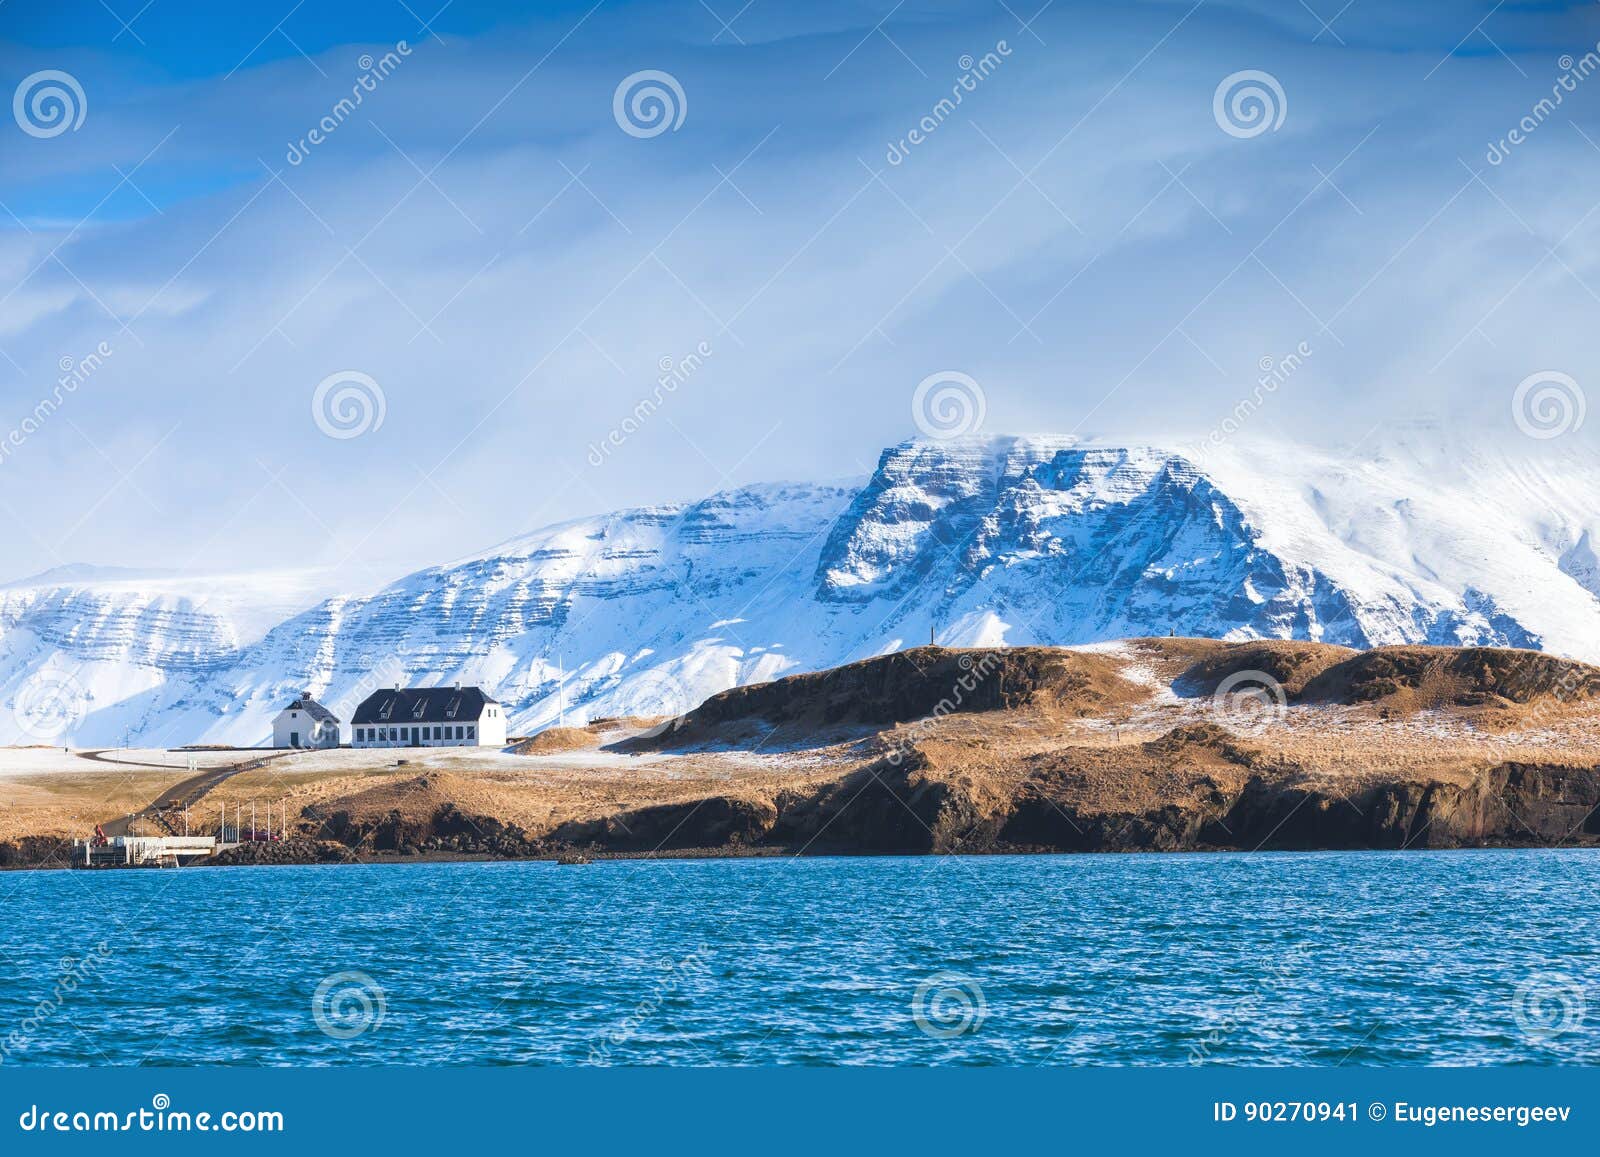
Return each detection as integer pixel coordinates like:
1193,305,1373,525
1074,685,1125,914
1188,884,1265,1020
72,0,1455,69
5,434,1600,747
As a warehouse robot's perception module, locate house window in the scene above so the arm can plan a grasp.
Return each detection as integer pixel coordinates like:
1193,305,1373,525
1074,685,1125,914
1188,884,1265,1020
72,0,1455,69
433,726,442,739
467,725,475,740
455,725,463,739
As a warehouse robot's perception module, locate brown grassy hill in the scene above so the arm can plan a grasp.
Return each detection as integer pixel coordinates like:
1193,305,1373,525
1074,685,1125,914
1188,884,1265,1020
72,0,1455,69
1162,638,1355,697
1297,646,1600,710
12,637,1600,865
512,725,600,754
1144,637,1600,717
629,645,1149,748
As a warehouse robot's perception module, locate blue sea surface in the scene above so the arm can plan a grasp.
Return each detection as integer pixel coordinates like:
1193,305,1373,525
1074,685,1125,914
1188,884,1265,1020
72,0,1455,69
0,850,1595,1066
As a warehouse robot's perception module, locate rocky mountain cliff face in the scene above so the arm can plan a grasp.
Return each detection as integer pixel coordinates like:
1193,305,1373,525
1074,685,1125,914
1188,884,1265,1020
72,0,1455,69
4,434,1598,746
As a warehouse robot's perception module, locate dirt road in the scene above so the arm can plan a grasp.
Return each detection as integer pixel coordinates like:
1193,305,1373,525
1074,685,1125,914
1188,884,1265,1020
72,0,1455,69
92,750,294,837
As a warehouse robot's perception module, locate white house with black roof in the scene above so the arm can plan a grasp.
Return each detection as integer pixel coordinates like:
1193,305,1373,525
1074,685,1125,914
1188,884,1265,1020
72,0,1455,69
272,694,342,749
350,684,507,748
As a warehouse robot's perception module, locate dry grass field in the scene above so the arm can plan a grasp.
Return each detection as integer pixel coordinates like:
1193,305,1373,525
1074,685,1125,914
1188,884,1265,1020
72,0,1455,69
6,638,1600,858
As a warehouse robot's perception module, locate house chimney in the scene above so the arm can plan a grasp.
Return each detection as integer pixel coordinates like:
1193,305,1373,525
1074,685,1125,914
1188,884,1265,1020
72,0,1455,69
454,681,462,690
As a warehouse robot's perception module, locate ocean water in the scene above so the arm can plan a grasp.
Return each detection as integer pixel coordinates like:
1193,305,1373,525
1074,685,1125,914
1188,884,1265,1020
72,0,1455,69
0,850,1595,1066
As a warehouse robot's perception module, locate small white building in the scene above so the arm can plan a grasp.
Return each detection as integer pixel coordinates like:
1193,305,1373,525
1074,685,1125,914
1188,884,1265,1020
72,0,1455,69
350,684,507,748
271,694,341,749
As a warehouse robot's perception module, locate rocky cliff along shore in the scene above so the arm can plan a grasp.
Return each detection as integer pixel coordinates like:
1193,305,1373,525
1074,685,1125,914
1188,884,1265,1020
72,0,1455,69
217,641,1600,862
6,638,1598,868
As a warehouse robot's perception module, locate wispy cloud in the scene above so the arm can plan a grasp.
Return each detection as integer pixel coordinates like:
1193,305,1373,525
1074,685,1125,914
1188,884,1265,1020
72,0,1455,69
2,0,1598,583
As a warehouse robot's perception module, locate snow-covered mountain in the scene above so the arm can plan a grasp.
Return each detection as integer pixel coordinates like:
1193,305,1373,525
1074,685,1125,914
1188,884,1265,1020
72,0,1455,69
6,433,1600,747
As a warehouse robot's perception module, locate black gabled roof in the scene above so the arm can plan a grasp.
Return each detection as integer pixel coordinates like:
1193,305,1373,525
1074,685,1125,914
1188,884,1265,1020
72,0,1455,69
351,686,497,726
283,696,340,725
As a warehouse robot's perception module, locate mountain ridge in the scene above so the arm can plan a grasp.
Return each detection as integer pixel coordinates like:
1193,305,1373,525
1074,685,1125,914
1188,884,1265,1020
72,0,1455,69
4,433,1598,746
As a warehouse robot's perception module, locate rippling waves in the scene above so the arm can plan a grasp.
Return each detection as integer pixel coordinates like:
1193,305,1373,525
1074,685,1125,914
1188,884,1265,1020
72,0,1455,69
0,850,1595,1066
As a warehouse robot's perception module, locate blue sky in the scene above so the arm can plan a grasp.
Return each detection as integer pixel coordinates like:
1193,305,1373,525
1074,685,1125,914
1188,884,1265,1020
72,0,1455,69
2,0,1599,586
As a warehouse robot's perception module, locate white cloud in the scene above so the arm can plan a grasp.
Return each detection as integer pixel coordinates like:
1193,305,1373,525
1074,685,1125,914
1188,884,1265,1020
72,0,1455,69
1,0,1597,583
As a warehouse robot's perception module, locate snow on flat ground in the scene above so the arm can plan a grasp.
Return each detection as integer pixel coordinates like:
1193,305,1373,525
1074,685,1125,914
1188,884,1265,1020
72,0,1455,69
0,743,688,779
0,747,251,776
221,745,676,775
